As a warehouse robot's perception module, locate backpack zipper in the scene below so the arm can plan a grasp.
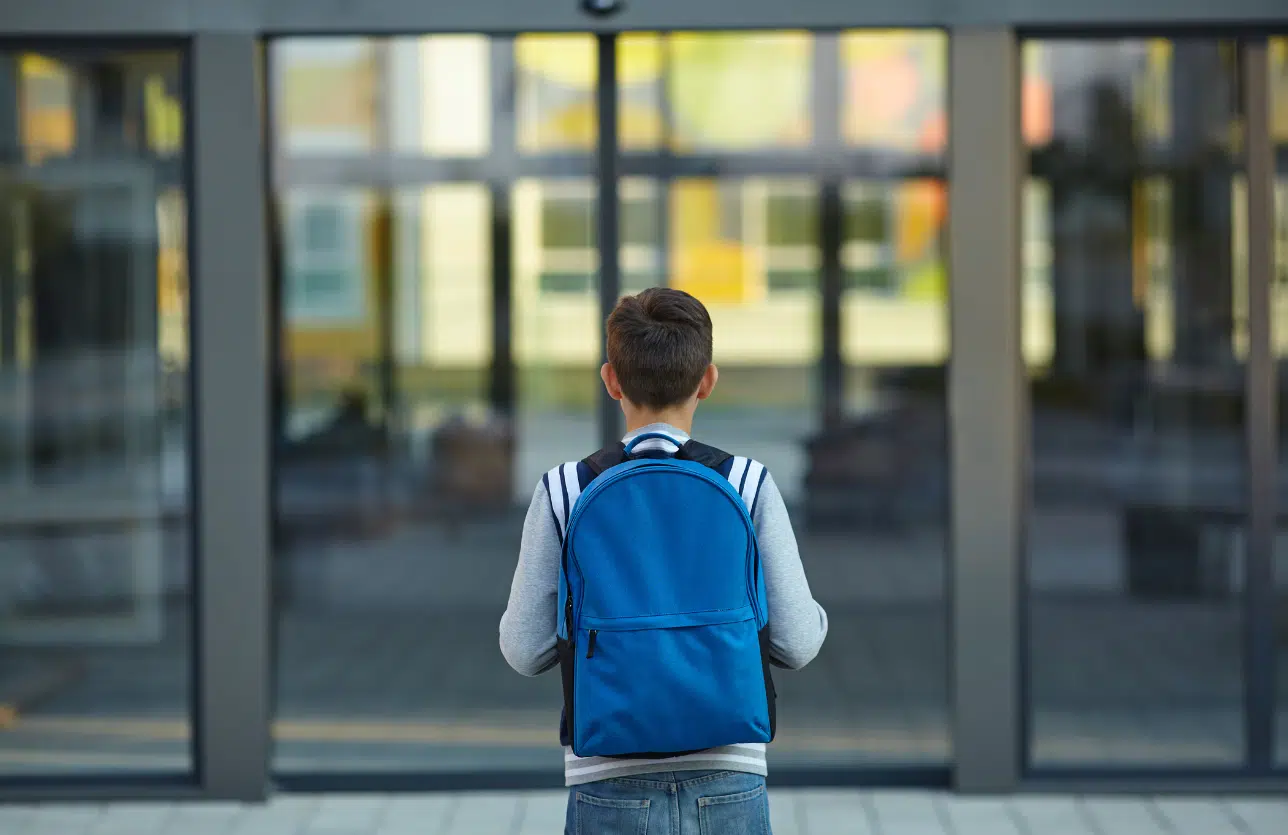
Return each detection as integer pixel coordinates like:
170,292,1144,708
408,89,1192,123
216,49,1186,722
586,630,598,658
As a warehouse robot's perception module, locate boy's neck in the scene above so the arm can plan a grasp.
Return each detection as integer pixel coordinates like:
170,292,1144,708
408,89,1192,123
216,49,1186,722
623,406,696,437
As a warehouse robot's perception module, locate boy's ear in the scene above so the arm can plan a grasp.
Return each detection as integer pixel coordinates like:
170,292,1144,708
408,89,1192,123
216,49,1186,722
601,363,624,401
695,363,719,401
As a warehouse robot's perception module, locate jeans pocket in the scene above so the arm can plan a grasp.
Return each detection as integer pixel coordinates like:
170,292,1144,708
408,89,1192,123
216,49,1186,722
574,791,650,835
697,784,770,835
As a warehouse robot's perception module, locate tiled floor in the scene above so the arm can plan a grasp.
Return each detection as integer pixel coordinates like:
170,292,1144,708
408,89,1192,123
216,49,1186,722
1,791,1286,835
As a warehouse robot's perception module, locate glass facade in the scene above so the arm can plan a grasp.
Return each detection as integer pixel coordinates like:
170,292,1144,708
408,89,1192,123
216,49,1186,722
269,29,949,774
1,9,1285,799
1023,38,1249,767
0,48,191,776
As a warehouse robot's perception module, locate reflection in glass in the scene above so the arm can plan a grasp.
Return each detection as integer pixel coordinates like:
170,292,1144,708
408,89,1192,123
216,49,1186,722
515,35,597,154
0,49,191,775
275,39,381,154
394,36,490,156
269,28,948,774
512,178,600,491
1025,39,1246,766
841,179,948,395
276,37,493,157
272,31,600,771
618,32,812,152
273,183,573,773
840,32,947,153
623,170,948,765
1272,36,1288,766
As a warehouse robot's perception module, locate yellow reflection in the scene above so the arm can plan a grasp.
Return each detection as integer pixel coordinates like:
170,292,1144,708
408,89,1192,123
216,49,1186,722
670,180,757,304
517,33,662,86
515,35,597,153
144,75,184,155
618,34,666,150
18,55,74,162
667,32,812,151
1273,39,1288,144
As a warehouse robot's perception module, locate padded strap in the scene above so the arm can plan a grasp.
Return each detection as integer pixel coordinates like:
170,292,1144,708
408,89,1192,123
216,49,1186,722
582,443,627,478
676,439,732,471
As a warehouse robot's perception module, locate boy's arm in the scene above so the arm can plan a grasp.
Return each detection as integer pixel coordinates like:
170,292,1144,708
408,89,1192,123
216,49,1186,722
499,479,562,677
754,472,828,669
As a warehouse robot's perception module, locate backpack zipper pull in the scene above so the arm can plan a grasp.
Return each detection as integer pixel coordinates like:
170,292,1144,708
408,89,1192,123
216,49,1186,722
586,630,598,658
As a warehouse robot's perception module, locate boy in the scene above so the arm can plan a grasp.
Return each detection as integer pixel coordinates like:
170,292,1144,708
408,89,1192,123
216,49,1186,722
500,288,828,834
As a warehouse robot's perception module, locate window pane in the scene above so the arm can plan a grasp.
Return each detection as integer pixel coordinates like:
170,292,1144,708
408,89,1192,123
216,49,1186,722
395,36,490,156
275,39,380,154
516,35,597,154
283,191,370,327
843,179,948,372
840,31,947,154
619,33,813,152
1025,38,1246,767
0,48,192,776
275,37,492,157
514,178,600,478
272,33,598,774
669,178,818,310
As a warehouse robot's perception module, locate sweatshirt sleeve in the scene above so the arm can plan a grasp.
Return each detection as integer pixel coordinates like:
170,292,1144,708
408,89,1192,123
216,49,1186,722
753,472,829,669
499,479,562,677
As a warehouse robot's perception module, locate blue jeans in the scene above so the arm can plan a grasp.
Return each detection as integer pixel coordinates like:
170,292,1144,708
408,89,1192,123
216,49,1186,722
565,770,770,835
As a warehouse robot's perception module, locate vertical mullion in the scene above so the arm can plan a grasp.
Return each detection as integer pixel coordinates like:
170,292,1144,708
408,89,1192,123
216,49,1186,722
814,32,844,431
655,34,672,291
0,56,17,366
192,33,271,801
1242,35,1276,775
372,42,397,431
489,39,516,417
597,33,623,451
948,26,1024,793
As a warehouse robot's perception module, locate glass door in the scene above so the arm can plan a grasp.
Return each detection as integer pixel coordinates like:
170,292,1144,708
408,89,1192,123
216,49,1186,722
267,28,951,782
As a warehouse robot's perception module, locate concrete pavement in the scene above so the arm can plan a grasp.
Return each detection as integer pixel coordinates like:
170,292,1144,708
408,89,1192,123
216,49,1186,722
1,791,1286,834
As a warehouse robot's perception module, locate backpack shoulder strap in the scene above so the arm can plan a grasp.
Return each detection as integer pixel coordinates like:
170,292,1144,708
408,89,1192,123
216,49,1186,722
676,439,732,472
679,441,767,513
582,443,627,478
545,444,628,543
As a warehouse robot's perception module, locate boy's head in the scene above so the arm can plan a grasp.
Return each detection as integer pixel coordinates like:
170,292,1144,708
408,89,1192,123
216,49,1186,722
602,288,717,417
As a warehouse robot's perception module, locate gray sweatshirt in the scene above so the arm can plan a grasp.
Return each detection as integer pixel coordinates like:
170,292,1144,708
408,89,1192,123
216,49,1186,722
499,424,829,785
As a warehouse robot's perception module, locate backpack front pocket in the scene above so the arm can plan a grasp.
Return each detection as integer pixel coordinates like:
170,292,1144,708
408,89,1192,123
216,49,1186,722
572,607,772,758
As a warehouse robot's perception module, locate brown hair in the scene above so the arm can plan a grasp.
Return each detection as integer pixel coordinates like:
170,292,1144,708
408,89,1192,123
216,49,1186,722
605,288,713,410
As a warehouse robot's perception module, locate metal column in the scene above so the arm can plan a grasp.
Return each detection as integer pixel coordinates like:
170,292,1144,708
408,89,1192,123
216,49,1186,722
597,33,624,450
0,56,17,367
948,27,1024,793
813,33,845,432
191,33,272,801
488,39,516,419
1241,36,1277,775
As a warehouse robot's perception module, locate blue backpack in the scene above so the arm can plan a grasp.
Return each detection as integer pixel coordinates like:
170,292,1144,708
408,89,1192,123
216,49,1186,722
545,432,776,759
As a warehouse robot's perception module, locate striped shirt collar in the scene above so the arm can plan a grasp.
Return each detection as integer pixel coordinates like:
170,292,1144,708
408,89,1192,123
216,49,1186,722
622,423,689,454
